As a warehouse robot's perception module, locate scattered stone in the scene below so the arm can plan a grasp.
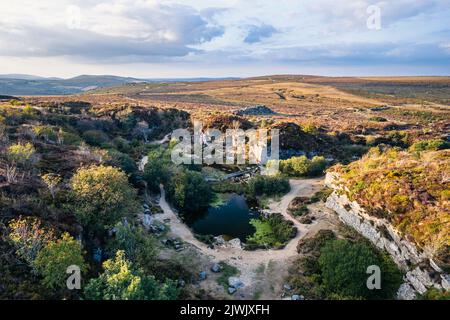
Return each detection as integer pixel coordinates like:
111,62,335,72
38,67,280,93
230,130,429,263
211,263,222,273
291,294,304,300
143,214,152,227
199,271,207,281
177,279,185,288
143,203,150,210
228,277,243,289
283,284,292,291
228,238,242,249
228,287,237,294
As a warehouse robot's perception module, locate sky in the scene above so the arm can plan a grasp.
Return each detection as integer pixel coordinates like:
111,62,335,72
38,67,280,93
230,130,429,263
0,0,449,78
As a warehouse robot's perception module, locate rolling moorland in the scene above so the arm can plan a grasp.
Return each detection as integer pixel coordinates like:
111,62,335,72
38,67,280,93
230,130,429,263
0,75,449,300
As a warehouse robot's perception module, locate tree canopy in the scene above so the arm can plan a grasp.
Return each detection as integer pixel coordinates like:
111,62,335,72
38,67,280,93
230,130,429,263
69,165,139,231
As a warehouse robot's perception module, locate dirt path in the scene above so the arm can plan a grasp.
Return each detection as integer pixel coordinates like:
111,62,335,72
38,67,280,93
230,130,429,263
153,178,325,298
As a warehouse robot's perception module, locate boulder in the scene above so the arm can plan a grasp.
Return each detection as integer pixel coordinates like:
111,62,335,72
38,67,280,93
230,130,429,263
228,287,237,294
228,277,243,289
143,214,152,227
211,263,222,273
283,284,292,291
199,271,207,281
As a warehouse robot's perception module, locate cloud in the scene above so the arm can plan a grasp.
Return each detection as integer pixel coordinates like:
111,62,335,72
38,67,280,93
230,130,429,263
0,0,223,62
0,0,449,75
244,24,277,44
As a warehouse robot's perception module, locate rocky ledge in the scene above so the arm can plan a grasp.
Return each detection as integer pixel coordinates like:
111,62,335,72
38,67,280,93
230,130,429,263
324,172,449,300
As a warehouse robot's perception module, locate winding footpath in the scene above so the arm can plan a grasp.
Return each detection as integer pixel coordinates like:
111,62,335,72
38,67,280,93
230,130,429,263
153,178,324,285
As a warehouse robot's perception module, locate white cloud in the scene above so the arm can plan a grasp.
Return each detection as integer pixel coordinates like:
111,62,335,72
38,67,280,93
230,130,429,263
0,0,449,76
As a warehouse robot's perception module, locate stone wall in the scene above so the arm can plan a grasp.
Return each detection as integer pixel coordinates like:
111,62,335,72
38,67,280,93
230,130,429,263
324,172,449,300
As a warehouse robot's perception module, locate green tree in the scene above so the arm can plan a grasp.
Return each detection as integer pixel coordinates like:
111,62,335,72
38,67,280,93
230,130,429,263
143,149,171,192
34,233,87,290
107,222,158,271
69,165,139,231
166,169,213,213
84,250,179,300
247,175,290,196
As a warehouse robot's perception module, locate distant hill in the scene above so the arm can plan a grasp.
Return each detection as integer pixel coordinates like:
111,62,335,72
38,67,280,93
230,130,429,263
0,74,241,96
0,74,62,81
0,74,145,95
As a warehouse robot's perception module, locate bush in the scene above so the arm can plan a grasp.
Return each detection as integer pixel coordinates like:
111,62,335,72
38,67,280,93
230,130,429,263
84,250,179,300
34,233,87,290
8,217,55,267
277,155,327,177
247,175,290,197
106,222,158,272
105,149,137,175
69,165,139,232
318,239,402,299
368,116,387,122
82,130,109,146
409,139,449,152
7,142,37,167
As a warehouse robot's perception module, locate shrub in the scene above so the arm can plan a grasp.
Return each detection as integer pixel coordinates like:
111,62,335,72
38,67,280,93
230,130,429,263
34,233,87,290
106,222,158,271
105,149,137,175
278,155,327,177
318,239,403,299
247,175,290,196
82,130,109,146
409,139,449,152
8,217,55,267
84,250,179,300
7,142,37,167
368,116,387,122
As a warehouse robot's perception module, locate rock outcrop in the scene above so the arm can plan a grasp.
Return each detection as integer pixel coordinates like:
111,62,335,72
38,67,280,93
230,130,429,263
324,172,449,300
234,105,276,116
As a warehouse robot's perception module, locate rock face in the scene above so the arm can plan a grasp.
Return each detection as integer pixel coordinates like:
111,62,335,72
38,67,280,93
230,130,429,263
234,105,276,116
324,172,449,300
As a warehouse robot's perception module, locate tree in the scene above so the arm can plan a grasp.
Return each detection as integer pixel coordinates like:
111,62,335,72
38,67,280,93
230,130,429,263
34,233,87,290
41,173,62,199
69,165,139,231
84,250,179,300
143,149,171,192
247,175,290,196
107,222,158,270
318,239,402,299
8,217,55,267
166,169,213,213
